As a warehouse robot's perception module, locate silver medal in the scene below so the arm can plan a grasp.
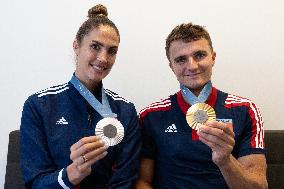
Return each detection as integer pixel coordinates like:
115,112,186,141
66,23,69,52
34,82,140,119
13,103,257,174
95,117,124,146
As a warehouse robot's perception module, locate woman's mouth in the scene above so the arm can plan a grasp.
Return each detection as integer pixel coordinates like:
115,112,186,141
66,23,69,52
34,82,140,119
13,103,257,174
91,64,106,72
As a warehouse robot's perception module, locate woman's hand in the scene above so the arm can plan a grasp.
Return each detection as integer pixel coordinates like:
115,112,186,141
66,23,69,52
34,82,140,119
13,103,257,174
67,136,108,185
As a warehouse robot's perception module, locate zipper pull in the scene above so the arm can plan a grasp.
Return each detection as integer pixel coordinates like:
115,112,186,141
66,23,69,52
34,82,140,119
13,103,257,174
88,113,92,126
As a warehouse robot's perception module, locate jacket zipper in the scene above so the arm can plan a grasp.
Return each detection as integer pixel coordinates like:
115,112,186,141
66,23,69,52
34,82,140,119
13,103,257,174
88,113,92,126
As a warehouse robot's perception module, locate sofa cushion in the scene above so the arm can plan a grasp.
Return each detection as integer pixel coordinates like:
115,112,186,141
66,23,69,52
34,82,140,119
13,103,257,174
265,130,284,164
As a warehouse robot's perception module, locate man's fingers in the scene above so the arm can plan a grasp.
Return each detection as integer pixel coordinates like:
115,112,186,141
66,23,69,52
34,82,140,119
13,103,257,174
198,132,234,151
198,135,223,150
198,125,235,146
207,121,234,136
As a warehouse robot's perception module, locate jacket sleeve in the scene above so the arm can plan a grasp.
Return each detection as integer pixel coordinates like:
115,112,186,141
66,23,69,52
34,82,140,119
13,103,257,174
139,113,156,160
236,101,266,158
20,96,74,189
108,105,141,189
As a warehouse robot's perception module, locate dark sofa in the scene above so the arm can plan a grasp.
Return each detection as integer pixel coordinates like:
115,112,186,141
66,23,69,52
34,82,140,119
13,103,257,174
265,130,284,189
4,130,284,189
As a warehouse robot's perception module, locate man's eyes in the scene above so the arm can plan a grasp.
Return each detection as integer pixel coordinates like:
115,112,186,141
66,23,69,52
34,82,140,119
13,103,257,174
175,56,187,64
174,52,207,64
194,52,207,60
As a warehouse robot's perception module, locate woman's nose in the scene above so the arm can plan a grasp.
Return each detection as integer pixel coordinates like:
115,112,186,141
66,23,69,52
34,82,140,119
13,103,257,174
97,50,108,63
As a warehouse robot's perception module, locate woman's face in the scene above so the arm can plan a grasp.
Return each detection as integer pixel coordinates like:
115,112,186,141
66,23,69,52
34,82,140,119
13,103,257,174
74,25,119,89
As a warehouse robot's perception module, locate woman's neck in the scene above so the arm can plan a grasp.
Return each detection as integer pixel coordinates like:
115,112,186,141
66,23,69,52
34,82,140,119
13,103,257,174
74,73,100,92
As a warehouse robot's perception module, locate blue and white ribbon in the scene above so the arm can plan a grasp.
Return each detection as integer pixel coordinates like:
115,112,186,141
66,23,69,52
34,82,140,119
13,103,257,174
181,81,212,105
70,75,116,118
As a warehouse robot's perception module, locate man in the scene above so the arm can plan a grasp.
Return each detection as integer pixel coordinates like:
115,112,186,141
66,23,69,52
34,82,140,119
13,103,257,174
136,23,267,189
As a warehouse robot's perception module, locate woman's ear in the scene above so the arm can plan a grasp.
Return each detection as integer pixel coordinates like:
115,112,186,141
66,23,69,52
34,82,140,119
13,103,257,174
73,40,79,56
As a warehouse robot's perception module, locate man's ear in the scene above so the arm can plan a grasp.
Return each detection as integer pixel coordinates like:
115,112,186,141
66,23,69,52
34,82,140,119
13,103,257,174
73,40,79,55
212,52,216,66
169,62,173,70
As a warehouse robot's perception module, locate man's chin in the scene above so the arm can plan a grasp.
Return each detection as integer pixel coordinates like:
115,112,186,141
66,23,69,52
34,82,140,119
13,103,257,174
183,83,203,90
182,82,207,94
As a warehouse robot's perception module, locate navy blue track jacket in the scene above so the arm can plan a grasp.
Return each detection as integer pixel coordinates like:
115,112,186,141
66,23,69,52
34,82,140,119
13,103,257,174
139,87,266,189
20,80,141,189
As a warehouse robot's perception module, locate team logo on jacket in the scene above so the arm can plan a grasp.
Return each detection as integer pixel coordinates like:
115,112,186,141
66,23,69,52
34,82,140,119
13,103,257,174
56,117,68,125
165,124,178,132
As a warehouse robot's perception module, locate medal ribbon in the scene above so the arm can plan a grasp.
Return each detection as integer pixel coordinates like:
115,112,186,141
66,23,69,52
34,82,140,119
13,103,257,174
70,75,116,118
181,81,212,105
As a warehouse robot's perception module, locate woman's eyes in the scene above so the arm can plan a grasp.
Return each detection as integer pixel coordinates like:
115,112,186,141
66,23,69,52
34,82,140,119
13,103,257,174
90,43,100,50
108,48,118,56
90,44,117,56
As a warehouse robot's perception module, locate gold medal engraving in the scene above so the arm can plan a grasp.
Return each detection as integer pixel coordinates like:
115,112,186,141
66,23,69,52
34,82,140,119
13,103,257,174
186,103,216,130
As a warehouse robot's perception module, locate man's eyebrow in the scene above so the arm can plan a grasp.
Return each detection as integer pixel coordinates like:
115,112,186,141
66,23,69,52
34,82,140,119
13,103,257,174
174,55,187,61
193,50,207,54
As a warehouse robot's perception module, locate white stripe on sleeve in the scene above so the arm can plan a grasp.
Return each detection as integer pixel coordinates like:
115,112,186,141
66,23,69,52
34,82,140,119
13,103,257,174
58,168,70,189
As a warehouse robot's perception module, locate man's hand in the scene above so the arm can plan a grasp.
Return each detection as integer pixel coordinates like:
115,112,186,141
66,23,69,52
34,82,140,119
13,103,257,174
197,121,235,167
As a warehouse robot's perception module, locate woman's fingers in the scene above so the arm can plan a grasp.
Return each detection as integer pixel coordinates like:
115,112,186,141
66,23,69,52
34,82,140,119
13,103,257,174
76,149,108,172
70,136,102,151
70,136,105,160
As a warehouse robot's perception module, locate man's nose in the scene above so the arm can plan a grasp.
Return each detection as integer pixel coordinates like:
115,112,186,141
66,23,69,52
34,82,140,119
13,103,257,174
186,57,198,70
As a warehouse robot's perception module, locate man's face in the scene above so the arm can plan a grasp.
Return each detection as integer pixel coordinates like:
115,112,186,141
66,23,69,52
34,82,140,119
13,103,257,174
169,38,216,96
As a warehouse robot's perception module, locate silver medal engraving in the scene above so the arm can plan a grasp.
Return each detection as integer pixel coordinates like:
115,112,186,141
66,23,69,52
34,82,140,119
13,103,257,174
103,124,117,138
95,117,124,146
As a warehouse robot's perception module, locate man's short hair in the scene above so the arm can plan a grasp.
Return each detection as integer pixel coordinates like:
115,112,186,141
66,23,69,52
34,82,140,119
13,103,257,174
165,23,213,61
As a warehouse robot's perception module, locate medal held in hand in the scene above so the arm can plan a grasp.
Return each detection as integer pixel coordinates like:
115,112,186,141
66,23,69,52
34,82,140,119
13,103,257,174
70,75,124,146
95,117,124,146
186,103,216,130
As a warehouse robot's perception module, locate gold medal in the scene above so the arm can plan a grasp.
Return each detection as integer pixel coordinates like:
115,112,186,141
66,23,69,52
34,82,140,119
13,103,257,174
186,103,216,130
95,117,124,146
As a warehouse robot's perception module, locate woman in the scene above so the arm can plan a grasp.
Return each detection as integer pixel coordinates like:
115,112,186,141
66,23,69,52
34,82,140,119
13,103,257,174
20,4,140,189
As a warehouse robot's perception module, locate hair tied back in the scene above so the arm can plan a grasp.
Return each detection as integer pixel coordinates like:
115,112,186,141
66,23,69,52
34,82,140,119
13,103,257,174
88,4,108,19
